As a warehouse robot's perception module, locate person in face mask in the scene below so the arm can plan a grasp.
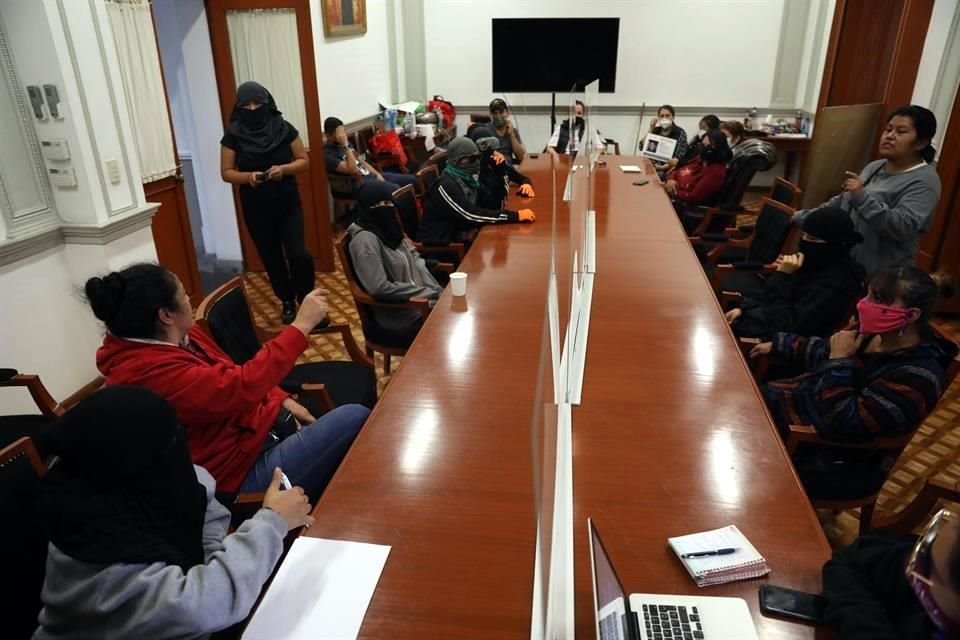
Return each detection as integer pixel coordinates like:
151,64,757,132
419,137,535,246
546,100,606,159
220,81,314,325
347,181,443,342
646,104,689,175
664,129,730,208
751,266,958,500
468,125,534,209
488,98,526,163
725,206,867,339
822,507,960,640
680,114,720,165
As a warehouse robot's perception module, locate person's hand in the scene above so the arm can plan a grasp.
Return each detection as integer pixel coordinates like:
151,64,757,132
664,180,678,195
292,288,329,335
335,126,349,147
518,184,535,197
649,116,658,131
547,147,560,158
829,330,862,359
375,173,386,182
777,253,804,274
724,308,743,325
247,172,261,188
504,121,514,136
749,342,773,360
282,397,316,426
266,165,284,181
665,158,678,171
842,171,864,197
518,209,536,222
262,468,314,531
492,151,506,165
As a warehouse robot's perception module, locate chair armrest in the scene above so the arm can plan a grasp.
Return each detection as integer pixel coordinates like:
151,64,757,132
690,236,728,268
414,242,466,261
873,476,960,535
1,374,60,418
688,207,745,238
298,383,337,415
429,262,456,274
784,424,822,456
58,376,106,412
720,291,744,311
784,424,915,457
736,336,760,360
310,322,375,368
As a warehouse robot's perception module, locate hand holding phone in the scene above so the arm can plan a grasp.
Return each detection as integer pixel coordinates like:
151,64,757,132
255,171,268,183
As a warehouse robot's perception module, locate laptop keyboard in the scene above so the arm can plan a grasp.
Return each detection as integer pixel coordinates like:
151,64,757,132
599,610,624,640
640,604,704,640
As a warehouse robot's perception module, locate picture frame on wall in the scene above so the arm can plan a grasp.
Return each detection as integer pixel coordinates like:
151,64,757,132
321,0,366,37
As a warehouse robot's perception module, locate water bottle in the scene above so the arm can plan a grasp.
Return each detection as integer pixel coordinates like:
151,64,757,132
404,112,415,136
434,108,444,129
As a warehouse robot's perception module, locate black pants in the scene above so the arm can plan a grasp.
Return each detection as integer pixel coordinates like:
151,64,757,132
243,197,315,303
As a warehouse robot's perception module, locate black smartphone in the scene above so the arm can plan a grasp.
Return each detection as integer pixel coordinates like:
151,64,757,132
759,585,826,624
633,179,649,186
529,153,540,159
256,171,268,182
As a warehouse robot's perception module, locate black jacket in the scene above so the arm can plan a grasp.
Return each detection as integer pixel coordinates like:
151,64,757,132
419,172,518,246
822,534,933,640
733,259,866,339
477,154,532,211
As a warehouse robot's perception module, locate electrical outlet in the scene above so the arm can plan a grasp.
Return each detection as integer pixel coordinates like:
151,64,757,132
105,159,121,184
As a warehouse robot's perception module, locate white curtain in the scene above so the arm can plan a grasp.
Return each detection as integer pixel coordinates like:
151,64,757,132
105,0,177,183
226,8,309,146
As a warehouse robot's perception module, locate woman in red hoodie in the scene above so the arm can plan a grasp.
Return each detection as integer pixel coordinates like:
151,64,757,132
664,128,730,208
85,263,369,496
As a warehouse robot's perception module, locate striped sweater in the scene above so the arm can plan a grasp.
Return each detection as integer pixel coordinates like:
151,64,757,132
763,332,957,442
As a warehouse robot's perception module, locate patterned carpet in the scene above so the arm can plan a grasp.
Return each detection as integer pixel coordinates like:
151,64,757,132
242,260,960,550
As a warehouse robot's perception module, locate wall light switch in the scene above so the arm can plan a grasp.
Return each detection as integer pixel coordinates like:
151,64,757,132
41,139,70,161
105,159,121,184
49,167,77,188
27,86,47,120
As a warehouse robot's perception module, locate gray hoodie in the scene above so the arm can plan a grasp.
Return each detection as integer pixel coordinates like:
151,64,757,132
794,159,940,275
347,223,442,333
33,466,287,640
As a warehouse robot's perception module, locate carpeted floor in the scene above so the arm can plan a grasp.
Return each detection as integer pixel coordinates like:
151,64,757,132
241,261,960,551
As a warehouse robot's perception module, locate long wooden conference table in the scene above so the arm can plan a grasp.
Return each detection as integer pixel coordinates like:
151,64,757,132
306,155,834,638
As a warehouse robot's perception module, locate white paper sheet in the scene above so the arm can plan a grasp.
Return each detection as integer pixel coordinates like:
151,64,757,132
242,537,391,640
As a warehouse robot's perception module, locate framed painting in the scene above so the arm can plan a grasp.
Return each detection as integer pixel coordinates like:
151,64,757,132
321,0,366,37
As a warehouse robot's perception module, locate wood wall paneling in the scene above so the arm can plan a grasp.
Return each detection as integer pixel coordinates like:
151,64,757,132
145,176,203,305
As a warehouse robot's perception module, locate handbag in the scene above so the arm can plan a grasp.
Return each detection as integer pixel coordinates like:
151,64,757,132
259,407,300,454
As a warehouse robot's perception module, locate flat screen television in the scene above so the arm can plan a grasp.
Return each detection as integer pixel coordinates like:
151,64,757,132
491,18,619,93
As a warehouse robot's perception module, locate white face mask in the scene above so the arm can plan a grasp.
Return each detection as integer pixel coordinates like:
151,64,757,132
725,136,734,147
659,118,672,128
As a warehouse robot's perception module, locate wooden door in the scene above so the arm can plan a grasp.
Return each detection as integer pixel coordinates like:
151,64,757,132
205,0,334,272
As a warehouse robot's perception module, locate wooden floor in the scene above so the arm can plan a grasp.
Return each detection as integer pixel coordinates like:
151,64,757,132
243,262,960,550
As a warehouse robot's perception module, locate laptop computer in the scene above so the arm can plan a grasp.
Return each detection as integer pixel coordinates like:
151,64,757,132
640,133,677,164
588,519,759,640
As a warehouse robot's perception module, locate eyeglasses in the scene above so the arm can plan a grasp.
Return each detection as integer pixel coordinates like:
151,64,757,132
907,508,953,586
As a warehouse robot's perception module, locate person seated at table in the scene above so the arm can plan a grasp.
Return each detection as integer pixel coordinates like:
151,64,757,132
419,137,535,246
85,263,370,498
725,206,866,339
468,125,535,209
546,100,605,159
347,181,443,342
33,386,314,640
322,116,417,193
488,98,526,163
646,104,689,176
792,105,941,275
821,508,960,639
680,114,720,164
751,266,958,500
664,128,730,209
719,120,747,163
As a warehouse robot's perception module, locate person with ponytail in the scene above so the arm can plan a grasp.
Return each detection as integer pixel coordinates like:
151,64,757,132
793,105,941,275
750,267,958,500
220,81,314,325
84,263,369,499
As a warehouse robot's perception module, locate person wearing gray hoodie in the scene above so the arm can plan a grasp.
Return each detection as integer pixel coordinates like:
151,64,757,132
32,387,313,640
794,105,940,276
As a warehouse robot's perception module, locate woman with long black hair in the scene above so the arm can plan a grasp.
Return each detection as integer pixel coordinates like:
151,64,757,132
220,81,314,324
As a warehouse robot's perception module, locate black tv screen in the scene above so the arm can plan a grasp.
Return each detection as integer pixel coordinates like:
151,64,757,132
492,18,619,93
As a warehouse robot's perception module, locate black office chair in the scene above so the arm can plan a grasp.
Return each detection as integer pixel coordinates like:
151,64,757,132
195,278,377,415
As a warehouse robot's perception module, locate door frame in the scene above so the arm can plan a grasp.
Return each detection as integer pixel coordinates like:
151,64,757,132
205,0,334,272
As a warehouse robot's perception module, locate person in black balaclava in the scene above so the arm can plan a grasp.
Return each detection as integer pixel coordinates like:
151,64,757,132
33,386,314,640
725,206,867,339
220,81,314,325
468,126,535,210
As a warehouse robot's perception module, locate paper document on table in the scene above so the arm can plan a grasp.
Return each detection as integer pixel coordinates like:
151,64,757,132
242,537,391,640
618,165,643,173
668,525,768,587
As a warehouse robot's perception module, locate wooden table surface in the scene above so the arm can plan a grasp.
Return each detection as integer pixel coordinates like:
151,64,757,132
305,155,833,639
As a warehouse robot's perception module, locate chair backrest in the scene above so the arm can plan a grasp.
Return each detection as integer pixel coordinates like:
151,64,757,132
195,277,262,365
769,177,801,208
357,126,376,155
416,164,439,196
714,155,767,210
327,173,359,200
0,437,49,639
748,197,797,264
427,150,448,173
469,113,491,124
393,184,419,240
335,233,378,331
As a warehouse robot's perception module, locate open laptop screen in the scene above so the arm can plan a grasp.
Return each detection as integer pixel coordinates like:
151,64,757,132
589,519,630,639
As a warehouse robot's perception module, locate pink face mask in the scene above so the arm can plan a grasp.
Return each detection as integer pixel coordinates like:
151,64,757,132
856,298,914,334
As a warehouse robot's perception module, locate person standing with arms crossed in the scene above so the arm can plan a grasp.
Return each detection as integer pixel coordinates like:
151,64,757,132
221,81,315,325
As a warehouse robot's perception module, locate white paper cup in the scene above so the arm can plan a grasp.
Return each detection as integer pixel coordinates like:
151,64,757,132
449,272,467,296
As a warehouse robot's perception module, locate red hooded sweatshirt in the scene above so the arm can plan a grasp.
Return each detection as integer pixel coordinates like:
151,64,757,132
667,157,726,206
95,325,308,492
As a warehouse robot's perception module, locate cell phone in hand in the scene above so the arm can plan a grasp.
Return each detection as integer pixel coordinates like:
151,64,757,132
256,171,269,182
759,585,825,624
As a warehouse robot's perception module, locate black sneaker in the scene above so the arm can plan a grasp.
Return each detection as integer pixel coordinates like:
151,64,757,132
281,300,296,324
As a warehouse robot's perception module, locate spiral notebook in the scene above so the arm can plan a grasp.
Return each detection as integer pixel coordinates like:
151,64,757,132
668,525,770,587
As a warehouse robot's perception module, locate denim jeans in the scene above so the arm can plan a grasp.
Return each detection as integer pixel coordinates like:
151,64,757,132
238,404,369,496
362,172,419,193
